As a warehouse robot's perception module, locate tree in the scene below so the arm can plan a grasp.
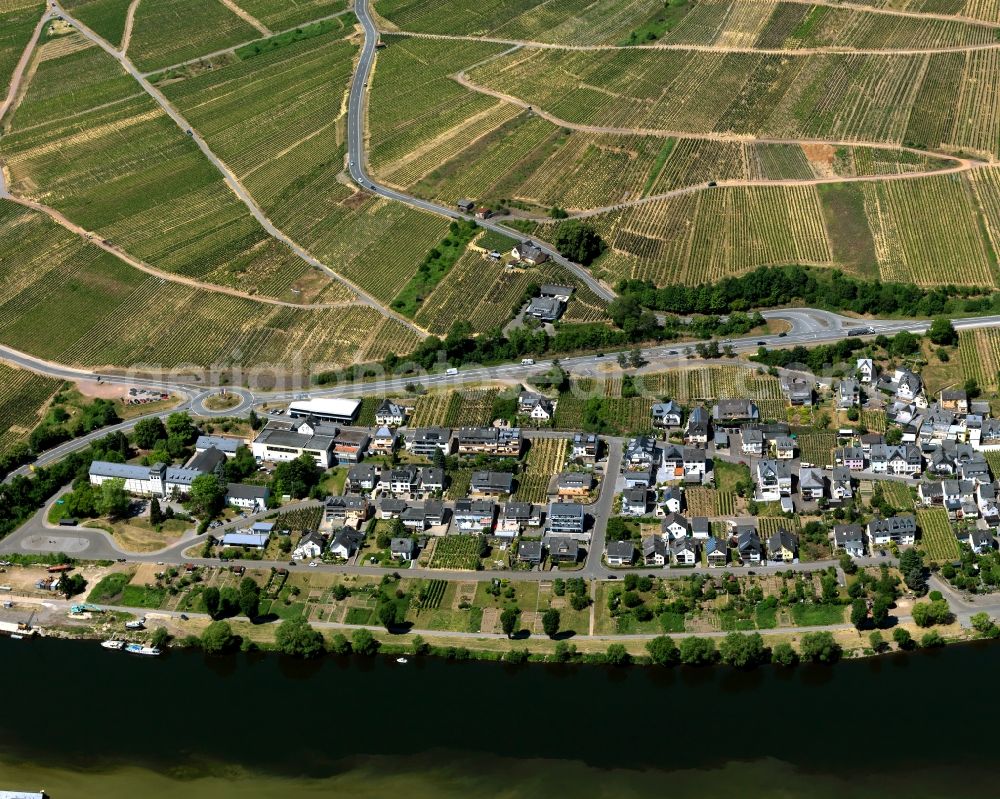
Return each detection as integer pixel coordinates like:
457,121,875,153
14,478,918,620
329,633,351,655
898,549,927,595
892,627,913,650
238,576,260,620
500,607,520,638
351,628,379,656
57,572,86,598
799,632,842,663
132,417,166,450
165,412,198,445
921,630,945,648
885,427,903,445
771,642,798,667
98,478,130,520
971,612,1000,638
273,454,321,499
224,446,258,482
605,643,629,666
869,631,885,653
188,474,224,519
646,635,679,666
551,220,606,266
275,617,325,657
542,608,561,638
679,636,716,665
202,586,221,619
149,497,163,526
872,593,892,628
201,620,236,654
851,598,869,630
928,317,958,346
151,626,170,649
839,552,857,575
554,641,577,662
912,599,950,627
248,408,262,430
718,632,766,668
378,601,400,631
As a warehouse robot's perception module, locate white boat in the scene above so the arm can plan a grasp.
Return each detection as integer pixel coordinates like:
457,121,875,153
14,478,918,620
9,634,24,641
124,643,160,657
101,639,125,650
124,618,145,630
396,657,408,664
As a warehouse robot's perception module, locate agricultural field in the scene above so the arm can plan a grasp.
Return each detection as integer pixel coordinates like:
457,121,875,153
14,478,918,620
637,366,784,402
374,0,665,45
126,0,261,72
960,328,1000,390
2,36,352,304
880,481,914,511
0,204,420,370
515,437,567,503
429,534,485,570
236,0,349,29
917,508,959,562
0,363,61,457
409,388,501,428
62,0,134,47
0,0,43,92
860,409,887,433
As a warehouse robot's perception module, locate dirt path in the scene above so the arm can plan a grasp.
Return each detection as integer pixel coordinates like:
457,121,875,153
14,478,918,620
0,9,51,124
393,28,1000,56
217,0,272,37
2,193,358,310
119,0,140,53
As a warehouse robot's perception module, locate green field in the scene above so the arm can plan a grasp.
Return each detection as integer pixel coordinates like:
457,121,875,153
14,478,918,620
237,0,349,29
63,0,134,47
0,363,61,458
429,535,484,570
0,1,43,93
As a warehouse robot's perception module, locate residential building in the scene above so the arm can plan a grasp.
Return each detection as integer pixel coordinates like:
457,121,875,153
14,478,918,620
293,531,326,560
390,537,416,561
456,427,522,457
526,296,564,322
406,428,452,457
512,240,548,265
828,467,854,503
682,448,707,482
556,471,594,498
225,483,269,513
867,515,917,547
623,465,654,489
643,536,667,567
836,446,865,471
671,538,699,566
798,467,826,501
606,540,635,567
548,502,586,535
548,538,580,563
570,432,599,465
654,486,683,516
685,406,709,444
624,436,659,470
375,400,408,427
324,495,370,528
741,428,764,456
470,470,514,497
712,399,759,427
453,499,496,532
691,517,711,539
328,529,364,560
737,529,763,565
195,435,244,458
756,459,792,499
837,379,860,408
856,358,875,384
940,389,969,414
518,540,544,565
378,498,407,520
621,487,648,517
661,512,689,540
766,530,797,562
834,524,866,558
518,392,554,421
783,377,813,406
331,429,369,464
502,501,541,530
347,463,380,493
369,426,396,456
651,400,683,429
773,435,796,460
706,536,728,567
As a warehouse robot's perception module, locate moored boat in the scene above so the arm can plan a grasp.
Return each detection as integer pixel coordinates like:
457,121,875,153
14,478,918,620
124,643,160,657
101,640,125,650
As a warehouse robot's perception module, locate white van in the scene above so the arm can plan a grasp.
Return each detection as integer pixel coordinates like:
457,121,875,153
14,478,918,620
446,367,459,376
521,358,535,365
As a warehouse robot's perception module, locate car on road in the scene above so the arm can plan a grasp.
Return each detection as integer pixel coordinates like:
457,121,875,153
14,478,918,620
757,341,766,345
778,332,787,337
667,350,677,355
179,614,189,621
607,575,617,579
289,560,297,566
309,562,318,568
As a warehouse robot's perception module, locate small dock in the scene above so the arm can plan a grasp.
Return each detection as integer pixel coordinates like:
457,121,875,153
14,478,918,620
0,791,48,798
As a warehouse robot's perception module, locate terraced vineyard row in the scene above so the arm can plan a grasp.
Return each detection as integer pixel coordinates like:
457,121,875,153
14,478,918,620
795,431,837,468
0,0,43,93
237,0,349,29
958,328,998,389
685,487,735,517
638,366,784,402
880,481,914,511
917,508,959,562
62,0,134,47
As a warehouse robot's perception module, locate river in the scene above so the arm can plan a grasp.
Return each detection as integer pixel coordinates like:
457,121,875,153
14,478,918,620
0,636,995,798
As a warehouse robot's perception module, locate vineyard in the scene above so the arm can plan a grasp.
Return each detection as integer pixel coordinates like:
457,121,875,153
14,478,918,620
159,28,449,304
0,0,43,92
860,409,887,433
429,534,484,570
880,481,914,511
374,0,664,45
415,578,447,611
917,508,959,562
269,505,324,533
409,388,500,428
515,437,568,503
985,451,1000,479
0,364,62,457
685,487,734,517
756,516,801,537
61,0,133,48
637,366,784,402
0,204,420,369
795,431,836,468
127,0,260,72
237,0,349,29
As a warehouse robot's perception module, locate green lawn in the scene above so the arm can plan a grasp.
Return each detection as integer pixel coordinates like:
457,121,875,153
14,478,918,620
790,603,846,626
87,572,131,604
119,584,167,609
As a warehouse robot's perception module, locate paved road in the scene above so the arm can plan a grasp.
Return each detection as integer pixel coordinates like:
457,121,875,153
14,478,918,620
580,438,622,578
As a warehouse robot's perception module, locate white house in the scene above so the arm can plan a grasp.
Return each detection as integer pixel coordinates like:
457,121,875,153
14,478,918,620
225,483,269,512
834,524,866,558
756,460,792,500
292,531,326,560
867,515,917,547
375,400,408,427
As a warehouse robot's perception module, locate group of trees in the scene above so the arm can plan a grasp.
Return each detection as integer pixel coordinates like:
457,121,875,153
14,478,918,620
642,631,840,667
202,577,260,621
273,454,322,500
616,265,997,318
133,412,200,464
551,221,606,265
